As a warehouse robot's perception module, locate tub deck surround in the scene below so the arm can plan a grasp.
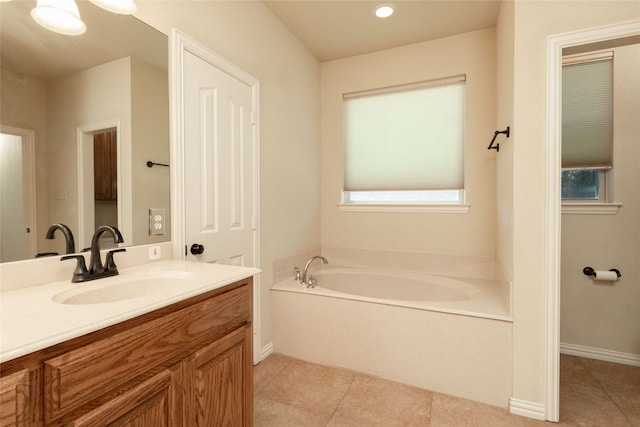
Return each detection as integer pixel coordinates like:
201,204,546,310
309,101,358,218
0,260,260,363
273,266,511,321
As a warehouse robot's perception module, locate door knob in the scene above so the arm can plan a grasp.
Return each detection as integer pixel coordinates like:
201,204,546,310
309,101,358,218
190,243,205,255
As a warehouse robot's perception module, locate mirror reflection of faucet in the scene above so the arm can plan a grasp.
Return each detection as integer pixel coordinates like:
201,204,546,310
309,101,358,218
37,223,76,257
61,225,126,283
295,255,328,288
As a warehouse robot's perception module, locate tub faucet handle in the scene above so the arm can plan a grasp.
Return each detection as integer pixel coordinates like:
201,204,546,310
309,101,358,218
307,275,317,288
294,267,301,282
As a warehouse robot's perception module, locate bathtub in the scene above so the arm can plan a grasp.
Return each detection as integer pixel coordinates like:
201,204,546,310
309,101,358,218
271,266,513,407
274,267,510,320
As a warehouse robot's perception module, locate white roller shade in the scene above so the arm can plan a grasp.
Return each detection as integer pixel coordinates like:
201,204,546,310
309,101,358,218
343,77,465,192
562,53,613,169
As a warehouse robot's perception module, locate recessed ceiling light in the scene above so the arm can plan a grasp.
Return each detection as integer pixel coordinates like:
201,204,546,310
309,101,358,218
374,4,395,19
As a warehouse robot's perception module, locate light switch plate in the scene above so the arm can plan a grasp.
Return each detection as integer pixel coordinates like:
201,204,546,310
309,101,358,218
149,208,166,236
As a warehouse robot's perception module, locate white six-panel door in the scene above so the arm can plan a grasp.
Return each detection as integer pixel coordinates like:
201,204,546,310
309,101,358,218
172,30,261,364
183,51,255,266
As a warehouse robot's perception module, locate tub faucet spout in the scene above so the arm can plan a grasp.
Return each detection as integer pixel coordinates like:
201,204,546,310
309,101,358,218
301,255,328,287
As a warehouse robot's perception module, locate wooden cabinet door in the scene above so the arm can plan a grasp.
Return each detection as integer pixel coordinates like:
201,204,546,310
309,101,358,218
68,364,182,427
93,129,117,201
183,325,252,427
0,369,29,427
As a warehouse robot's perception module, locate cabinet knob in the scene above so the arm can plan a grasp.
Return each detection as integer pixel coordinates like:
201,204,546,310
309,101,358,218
190,243,205,255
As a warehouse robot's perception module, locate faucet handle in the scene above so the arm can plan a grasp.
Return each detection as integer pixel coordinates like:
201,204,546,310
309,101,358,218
61,255,89,283
294,267,301,282
307,275,317,288
105,248,127,273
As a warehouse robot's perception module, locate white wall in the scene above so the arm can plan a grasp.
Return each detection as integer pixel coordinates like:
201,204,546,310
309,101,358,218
507,0,640,408
134,1,321,355
561,43,640,357
320,28,497,259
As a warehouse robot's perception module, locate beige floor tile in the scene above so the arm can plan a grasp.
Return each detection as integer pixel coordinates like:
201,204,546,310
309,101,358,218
253,354,639,426
471,403,548,427
560,380,631,426
327,374,432,427
254,359,355,426
429,393,475,427
560,354,600,388
430,392,547,427
580,358,640,426
580,358,640,386
254,353,295,393
254,396,329,427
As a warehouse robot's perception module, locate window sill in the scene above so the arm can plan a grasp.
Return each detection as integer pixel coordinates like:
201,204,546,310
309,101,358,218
561,202,622,215
337,203,470,213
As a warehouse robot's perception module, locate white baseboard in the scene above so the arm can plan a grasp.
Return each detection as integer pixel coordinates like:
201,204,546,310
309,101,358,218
258,341,274,362
509,398,546,420
560,342,640,367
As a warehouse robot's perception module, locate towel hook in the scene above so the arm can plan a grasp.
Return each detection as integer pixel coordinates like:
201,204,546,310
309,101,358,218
488,126,510,152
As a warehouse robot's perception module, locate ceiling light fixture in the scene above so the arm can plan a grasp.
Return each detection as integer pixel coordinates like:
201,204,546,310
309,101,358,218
31,0,86,36
374,4,395,18
89,0,137,15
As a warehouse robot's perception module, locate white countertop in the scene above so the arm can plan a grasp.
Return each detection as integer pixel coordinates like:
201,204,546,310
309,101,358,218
0,260,259,363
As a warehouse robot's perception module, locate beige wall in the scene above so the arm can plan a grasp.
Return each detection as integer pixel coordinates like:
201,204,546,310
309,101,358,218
508,0,639,407
47,57,132,250
131,58,171,245
561,43,640,356
320,28,497,258
134,1,321,353
495,0,514,282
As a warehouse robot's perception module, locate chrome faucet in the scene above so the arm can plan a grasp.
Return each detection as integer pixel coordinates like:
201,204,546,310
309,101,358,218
45,223,76,254
298,255,328,288
62,225,126,283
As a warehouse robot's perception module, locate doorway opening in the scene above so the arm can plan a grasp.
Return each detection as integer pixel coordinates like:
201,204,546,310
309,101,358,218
0,125,36,262
93,128,119,249
546,20,640,422
77,120,130,250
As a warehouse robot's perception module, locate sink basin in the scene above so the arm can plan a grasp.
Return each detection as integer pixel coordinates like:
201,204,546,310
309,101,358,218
53,271,195,305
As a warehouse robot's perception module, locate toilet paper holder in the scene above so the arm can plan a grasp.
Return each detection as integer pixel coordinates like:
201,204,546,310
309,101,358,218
583,266,621,278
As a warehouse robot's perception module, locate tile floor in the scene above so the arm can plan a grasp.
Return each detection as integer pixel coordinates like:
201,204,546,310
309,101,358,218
253,353,640,426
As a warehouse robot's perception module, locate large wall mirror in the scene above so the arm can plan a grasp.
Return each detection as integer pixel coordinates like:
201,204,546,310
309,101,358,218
1,1,170,262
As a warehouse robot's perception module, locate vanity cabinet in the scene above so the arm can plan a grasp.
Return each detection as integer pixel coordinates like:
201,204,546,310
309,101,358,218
62,364,182,427
0,278,253,427
0,369,30,427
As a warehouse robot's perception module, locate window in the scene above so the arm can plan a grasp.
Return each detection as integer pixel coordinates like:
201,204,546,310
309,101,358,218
342,76,466,208
561,169,604,200
562,52,613,202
